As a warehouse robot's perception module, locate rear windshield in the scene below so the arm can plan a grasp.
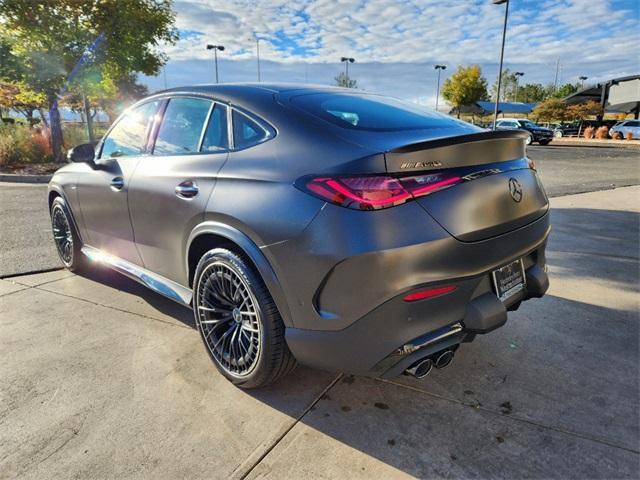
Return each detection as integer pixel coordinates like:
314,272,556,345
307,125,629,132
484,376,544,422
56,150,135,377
290,93,465,131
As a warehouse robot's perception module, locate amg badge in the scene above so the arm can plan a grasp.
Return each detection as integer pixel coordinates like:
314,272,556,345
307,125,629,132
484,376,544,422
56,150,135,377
400,161,443,169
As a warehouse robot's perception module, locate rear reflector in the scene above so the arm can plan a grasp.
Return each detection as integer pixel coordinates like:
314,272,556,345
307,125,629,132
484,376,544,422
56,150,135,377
403,285,457,302
301,173,461,210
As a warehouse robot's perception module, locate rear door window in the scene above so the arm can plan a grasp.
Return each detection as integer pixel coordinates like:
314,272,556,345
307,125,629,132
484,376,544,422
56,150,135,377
290,93,466,131
100,101,160,158
201,104,229,152
232,110,268,149
154,97,211,155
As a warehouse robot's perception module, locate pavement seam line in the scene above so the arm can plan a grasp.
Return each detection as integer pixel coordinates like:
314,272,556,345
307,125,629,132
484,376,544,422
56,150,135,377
549,250,640,261
238,373,343,479
0,286,32,298
11,273,76,289
33,285,193,330
0,267,64,280
377,378,640,455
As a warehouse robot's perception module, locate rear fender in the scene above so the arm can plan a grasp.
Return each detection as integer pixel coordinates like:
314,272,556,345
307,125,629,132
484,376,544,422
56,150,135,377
186,222,293,327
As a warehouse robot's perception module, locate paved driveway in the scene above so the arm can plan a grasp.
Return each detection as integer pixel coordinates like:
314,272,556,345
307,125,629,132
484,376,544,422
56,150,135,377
1,187,638,479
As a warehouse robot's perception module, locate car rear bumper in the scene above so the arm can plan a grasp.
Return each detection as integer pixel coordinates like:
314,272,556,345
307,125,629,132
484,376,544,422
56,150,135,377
276,208,550,376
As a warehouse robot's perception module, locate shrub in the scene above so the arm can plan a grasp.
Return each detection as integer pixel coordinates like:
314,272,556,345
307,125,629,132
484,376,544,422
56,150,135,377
626,132,634,141
595,126,609,139
611,131,623,140
0,124,53,166
583,126,595,139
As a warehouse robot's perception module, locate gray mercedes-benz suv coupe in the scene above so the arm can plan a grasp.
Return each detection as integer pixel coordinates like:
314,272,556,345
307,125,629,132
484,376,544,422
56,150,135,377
48,84,549,388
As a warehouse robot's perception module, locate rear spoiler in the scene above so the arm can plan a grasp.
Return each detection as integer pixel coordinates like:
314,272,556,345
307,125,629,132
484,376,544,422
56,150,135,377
385,130,530,173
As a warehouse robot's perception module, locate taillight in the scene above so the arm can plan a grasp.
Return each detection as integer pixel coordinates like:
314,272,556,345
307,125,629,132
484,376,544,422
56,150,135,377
403,285,457,302
300,173,461,210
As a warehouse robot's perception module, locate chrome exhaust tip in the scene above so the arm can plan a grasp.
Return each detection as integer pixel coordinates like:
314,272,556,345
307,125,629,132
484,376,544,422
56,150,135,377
405,358,433,378
434,350,454,369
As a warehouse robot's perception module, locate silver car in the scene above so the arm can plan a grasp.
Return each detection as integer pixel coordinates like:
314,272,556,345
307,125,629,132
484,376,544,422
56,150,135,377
48,84,550,388
610,120,640,139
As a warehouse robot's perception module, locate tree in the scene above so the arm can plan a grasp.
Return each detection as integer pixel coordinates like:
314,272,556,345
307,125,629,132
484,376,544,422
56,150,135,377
490,68,518,103
0,81,47,125
551,83,579,99
518,83,547,103
0,0,178,161
532,98,568,122
441,65,488,117
335,72,357,88
566,100,603,120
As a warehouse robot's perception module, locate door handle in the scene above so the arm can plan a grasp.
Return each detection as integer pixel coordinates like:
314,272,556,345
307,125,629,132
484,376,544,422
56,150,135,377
110,177,124,191
175,180,199,199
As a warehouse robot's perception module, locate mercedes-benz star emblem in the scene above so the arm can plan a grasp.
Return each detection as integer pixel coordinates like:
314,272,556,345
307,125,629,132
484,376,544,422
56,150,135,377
508,178,523,202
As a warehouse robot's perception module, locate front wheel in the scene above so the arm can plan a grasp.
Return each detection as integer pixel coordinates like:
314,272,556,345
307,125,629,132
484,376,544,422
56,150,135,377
554,130,563,138
50,197,84,271
525,135,533,145
193,248,296,388
538,139,551,146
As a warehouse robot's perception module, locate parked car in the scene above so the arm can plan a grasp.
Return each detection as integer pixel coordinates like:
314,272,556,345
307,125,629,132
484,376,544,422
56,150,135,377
609,120,640,139
495,118,554,145
48,84,549,388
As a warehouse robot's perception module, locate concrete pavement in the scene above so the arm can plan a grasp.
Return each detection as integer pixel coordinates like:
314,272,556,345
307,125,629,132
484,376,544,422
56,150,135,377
1,186,638,479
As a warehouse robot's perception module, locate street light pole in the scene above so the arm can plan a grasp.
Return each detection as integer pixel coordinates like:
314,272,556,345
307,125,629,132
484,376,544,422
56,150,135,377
492,0,509,130
256,38,261,82
514,71,524,102
341,57,355,78
579,75,588,90
434,64,446,111
206,44,225,83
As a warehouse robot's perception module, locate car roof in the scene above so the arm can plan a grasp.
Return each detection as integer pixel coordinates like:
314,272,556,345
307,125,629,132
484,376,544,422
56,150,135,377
155,82,362,98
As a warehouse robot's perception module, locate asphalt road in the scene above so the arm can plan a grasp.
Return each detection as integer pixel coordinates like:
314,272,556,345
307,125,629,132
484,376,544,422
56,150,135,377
0,144,638,277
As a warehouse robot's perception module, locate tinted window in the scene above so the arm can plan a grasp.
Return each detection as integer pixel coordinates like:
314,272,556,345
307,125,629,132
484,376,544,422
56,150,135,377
154,97,211,155
201,104,228,152
519,120,539,128
232,110,267,149
101,101,159,158
625,121,639,127
291,93,467,131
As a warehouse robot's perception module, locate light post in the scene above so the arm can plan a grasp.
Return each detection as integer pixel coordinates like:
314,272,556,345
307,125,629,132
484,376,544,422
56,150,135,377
579,75,588,90
341,57,355,78
206,44,225,83
514,71,524,102
434,64,446,111
492,0,509,130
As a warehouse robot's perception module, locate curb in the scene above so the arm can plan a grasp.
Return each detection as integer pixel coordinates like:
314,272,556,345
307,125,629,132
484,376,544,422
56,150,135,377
0,174,52,184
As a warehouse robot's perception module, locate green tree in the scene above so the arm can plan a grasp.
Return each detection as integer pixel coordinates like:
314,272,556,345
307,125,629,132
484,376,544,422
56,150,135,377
550,83,580,99
532,98,568,122
490,68,519,103
441,65,488,117
0,0,177,161
335,72,357,88
517,83,547,103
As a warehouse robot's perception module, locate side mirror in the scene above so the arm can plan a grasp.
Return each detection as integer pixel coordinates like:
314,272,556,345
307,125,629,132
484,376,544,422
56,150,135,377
67,143,96,166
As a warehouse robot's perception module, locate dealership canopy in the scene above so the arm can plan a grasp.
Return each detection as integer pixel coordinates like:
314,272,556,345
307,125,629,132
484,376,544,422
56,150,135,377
564,75,640,118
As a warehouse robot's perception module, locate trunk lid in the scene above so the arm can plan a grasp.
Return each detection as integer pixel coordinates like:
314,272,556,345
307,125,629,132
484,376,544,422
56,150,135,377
386,130,549,242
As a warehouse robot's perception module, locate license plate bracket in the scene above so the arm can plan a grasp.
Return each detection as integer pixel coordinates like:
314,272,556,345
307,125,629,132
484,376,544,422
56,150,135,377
492,259,526,302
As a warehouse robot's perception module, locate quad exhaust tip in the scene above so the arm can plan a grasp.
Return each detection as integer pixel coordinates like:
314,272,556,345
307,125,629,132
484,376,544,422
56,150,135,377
405,358,433,378
435,350,454,369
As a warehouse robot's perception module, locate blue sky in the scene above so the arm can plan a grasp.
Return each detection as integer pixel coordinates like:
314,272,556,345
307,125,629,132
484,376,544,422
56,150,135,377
142,0,640,107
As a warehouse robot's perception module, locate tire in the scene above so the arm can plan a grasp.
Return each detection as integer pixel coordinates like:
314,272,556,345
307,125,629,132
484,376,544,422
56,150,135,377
525,135,533,145
538,139,550,146
50,197,84,271
554,130,563,138
193,248,296,388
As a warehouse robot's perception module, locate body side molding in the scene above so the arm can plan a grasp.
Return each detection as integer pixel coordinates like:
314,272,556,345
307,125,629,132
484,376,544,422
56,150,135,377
81,245,192,305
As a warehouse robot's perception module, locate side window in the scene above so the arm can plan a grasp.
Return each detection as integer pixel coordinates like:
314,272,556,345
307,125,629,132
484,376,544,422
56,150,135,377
626,121,639,127
100,101,159,159
232,110,268,149
201,104,228,152
154,97,211,155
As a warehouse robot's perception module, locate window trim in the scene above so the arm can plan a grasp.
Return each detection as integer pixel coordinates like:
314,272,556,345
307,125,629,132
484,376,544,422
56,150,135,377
229,107,273,151
150,96,215,157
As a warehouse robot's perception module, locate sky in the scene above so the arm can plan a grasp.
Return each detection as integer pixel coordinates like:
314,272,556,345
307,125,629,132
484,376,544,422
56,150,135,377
141,0,640,108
